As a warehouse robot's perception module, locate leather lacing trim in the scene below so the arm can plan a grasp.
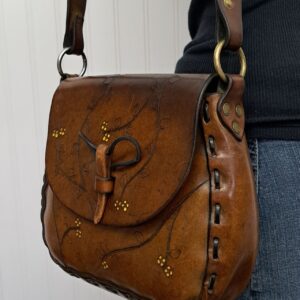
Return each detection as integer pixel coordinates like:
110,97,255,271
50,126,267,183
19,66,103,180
208,273,217,294
203,100,221,295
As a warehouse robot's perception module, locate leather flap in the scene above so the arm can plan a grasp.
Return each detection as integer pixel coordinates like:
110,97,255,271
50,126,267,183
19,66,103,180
46,74,209,226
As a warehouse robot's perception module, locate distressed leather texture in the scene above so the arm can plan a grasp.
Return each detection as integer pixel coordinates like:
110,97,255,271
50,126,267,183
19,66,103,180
42,74,258,299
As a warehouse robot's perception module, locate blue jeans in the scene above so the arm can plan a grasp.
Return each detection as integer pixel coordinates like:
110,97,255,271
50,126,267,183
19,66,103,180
238,139,300,300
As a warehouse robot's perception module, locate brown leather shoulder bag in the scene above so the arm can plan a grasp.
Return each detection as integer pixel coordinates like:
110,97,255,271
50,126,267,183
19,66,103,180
42,0,258,299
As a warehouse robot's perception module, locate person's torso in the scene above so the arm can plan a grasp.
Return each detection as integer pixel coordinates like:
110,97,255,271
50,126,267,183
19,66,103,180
176,0,300,139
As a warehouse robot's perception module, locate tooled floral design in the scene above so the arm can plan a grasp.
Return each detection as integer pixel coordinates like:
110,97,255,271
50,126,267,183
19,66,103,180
60,217,84,248
113,82,164,213
99,180,208,273
100,209,180,271
53,80,162,217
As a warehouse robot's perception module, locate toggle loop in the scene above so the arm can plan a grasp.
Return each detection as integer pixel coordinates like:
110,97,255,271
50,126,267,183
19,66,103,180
106,136,142,169
79,132,141,170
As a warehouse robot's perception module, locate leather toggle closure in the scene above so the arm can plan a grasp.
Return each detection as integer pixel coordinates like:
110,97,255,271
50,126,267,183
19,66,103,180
94,144,113,224
79,132,142,224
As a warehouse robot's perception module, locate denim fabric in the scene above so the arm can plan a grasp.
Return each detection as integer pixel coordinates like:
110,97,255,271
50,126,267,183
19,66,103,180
238,139,300,300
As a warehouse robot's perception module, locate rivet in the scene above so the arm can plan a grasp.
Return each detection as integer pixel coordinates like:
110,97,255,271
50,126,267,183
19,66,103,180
224,0,233,9
235,104,243,118
222,103,230,116
232,121,241,134
102,261,109,270
52,128,66,138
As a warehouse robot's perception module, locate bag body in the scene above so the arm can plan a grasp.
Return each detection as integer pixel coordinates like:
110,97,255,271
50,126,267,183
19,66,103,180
42,1,258,299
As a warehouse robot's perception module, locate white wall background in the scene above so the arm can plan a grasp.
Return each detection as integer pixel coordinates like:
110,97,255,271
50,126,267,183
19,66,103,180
0,0,191,299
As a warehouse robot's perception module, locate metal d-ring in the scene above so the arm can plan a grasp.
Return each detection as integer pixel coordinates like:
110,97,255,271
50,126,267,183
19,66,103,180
57,47,87,78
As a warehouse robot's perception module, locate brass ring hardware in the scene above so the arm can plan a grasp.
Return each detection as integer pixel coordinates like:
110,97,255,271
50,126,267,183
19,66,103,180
214,39,247,82
57,47,87,78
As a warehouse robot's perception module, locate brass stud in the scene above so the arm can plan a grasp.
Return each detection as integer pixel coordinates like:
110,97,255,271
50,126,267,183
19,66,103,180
164,266,173,278
235,104,243,118
75,218,81,227
102,132,110,143
101,122,110,141
102,261,109,270
52,128,66,138
75,229,82,238
115,200,129,212
232,121,241,135
224,0,233,9
52,130,59,138
157,255,166,266
157,255,173,277
222,103,231,116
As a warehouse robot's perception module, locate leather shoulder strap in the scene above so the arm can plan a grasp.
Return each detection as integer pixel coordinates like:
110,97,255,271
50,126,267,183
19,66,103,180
63,0,87,55
63,0,243,55
216,0,243,50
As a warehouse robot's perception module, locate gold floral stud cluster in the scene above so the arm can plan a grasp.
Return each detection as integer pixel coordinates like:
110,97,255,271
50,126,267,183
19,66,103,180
157,255,173,278
102,261,109,270
75,218,82,239
114,200,129,212
52,128,66,138
101,121,110,142
75,229,82,238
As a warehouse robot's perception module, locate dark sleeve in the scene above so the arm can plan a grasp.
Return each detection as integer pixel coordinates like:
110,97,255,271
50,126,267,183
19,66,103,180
188,0,208,38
